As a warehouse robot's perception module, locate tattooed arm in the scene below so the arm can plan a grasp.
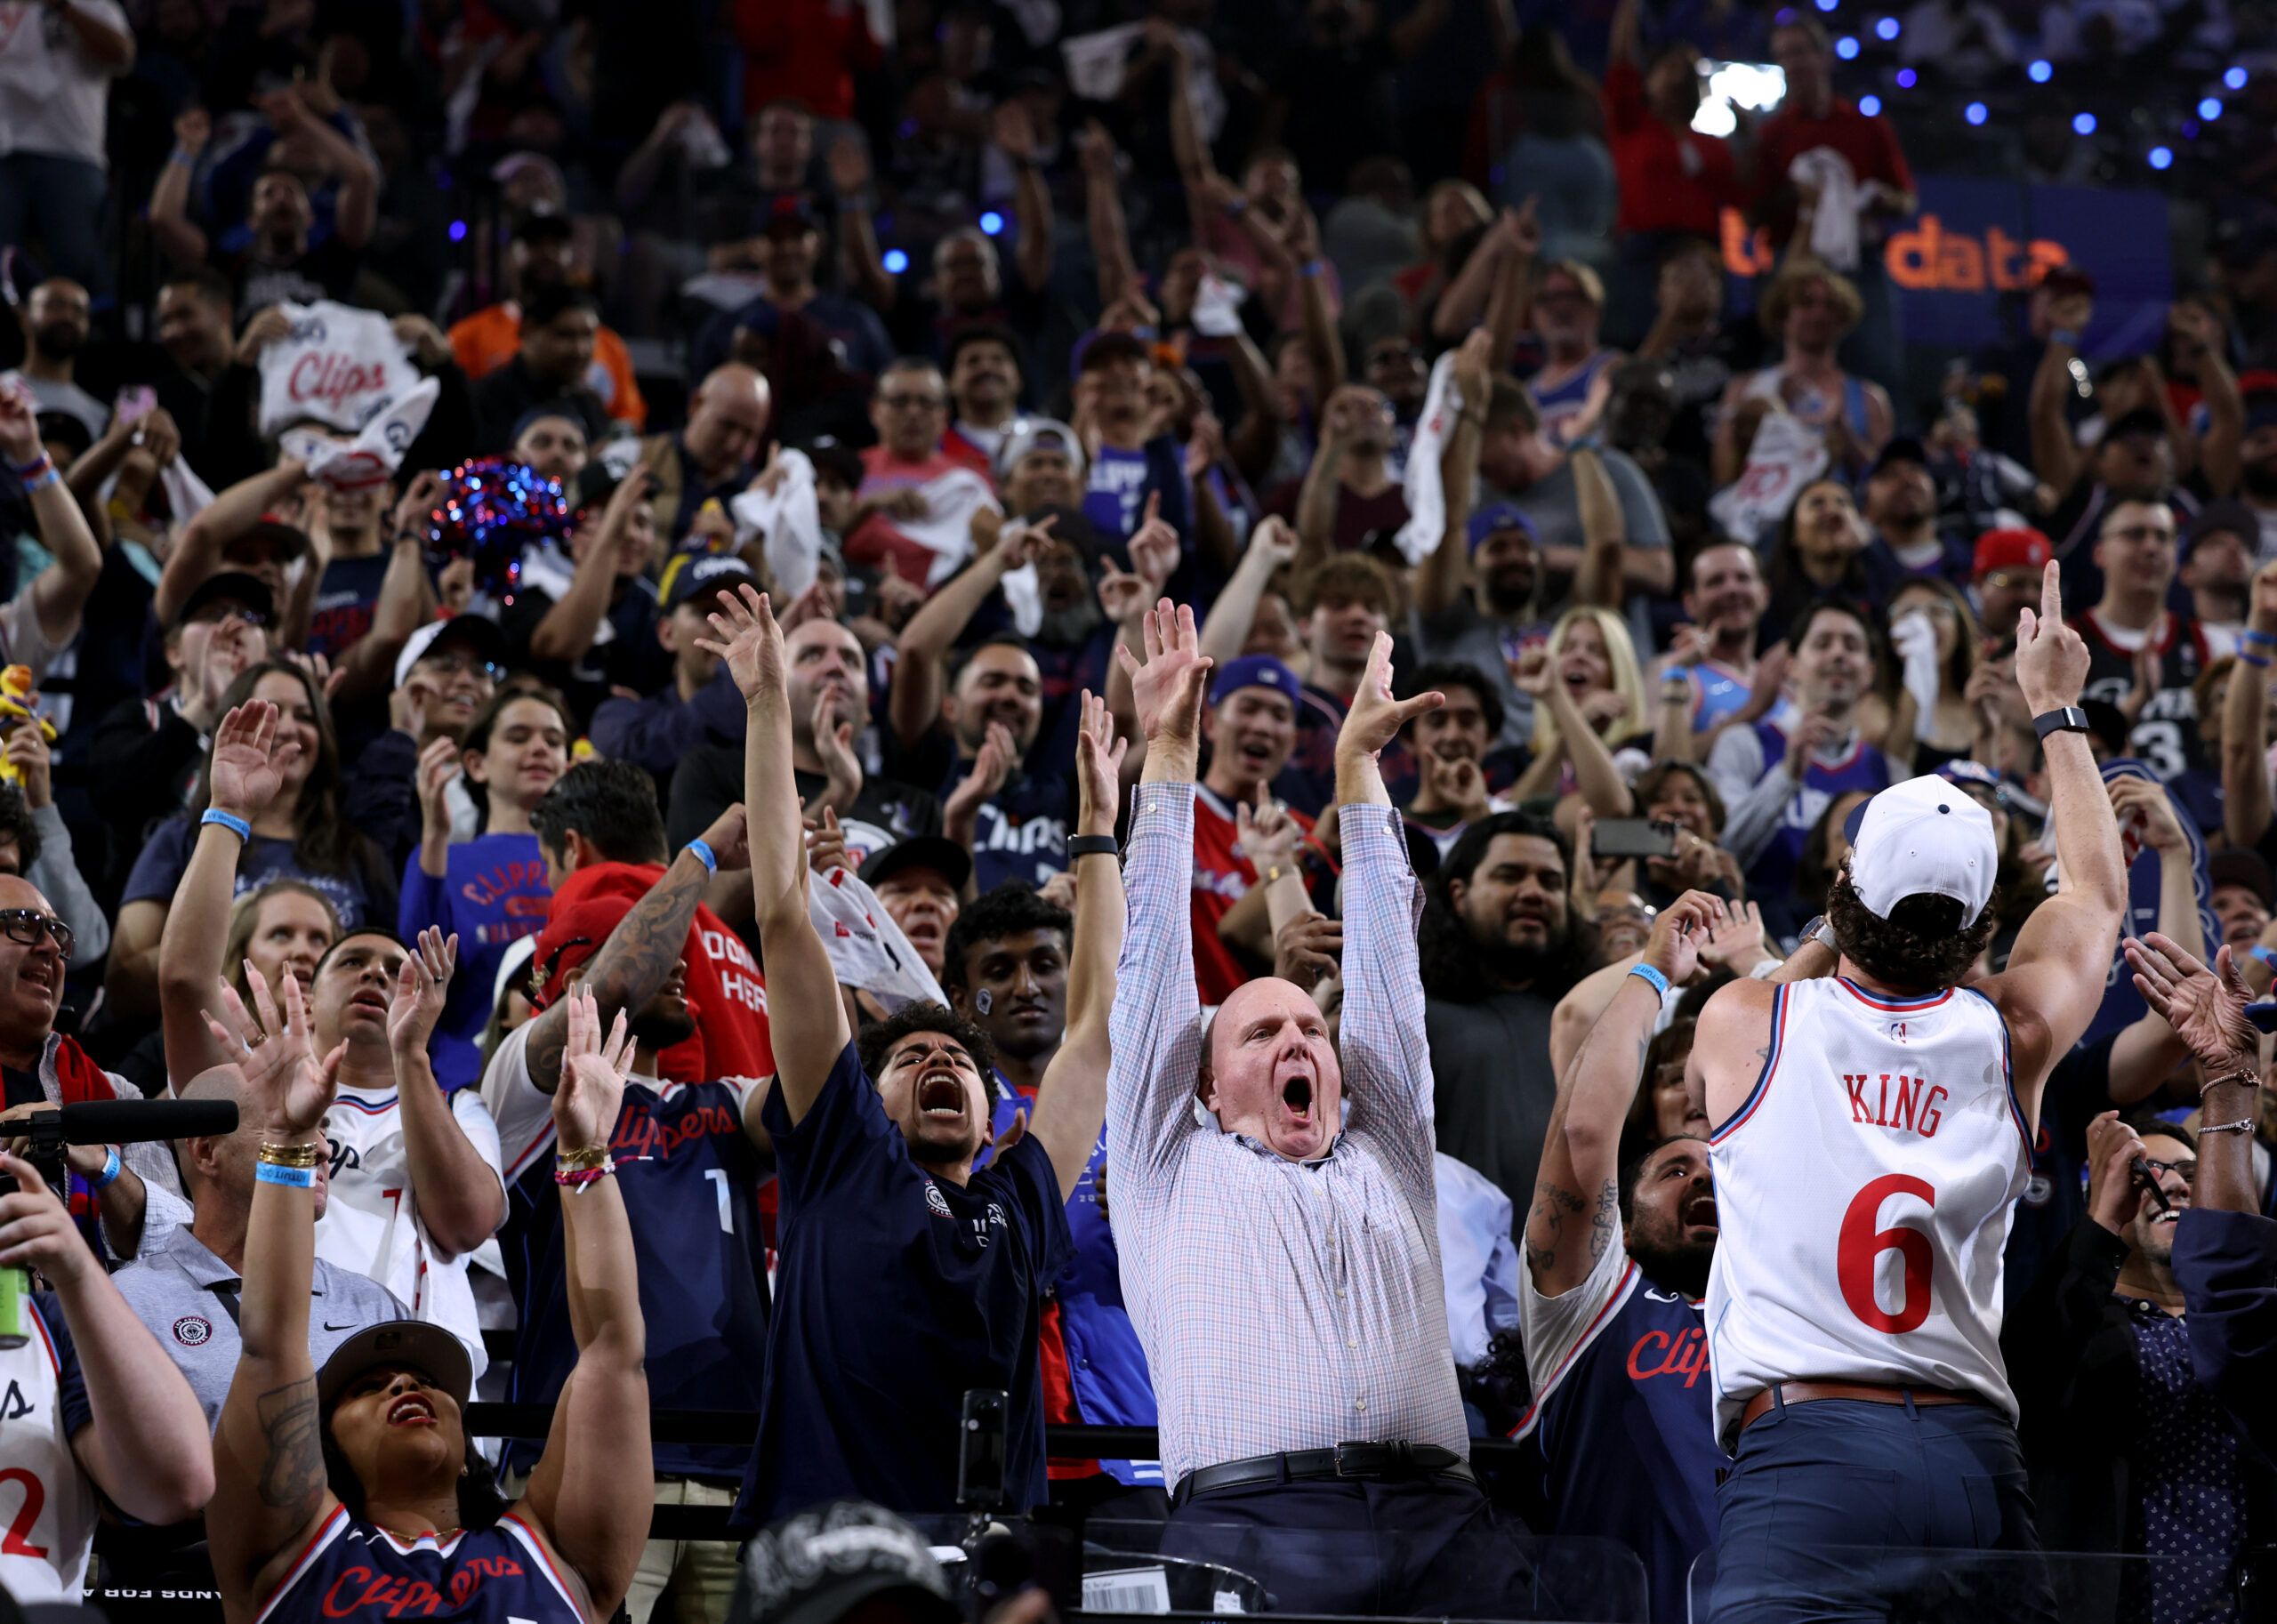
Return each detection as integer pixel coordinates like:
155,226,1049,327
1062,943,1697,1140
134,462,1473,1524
518,802,749,1096
1526,892,1720,1298
208,969,341,1616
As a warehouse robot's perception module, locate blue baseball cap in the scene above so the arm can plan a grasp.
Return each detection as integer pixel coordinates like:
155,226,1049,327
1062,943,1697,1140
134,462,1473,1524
1209,654,1304,710
1467,503,1537,556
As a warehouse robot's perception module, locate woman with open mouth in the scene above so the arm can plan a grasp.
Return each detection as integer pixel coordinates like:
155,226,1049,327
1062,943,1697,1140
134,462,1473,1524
209,971,649,1624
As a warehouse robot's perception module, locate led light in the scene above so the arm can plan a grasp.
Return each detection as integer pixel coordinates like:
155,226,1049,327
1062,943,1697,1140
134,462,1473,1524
448,221,467,243
1965,101,1988,125
2225,67,2248,90
2072,112,2096,134
2201,97,2225,119
2149,146,2174,169
1858,94,1882,115
978,211,1005,236
883,249,910,274
2027,60,2052,83
1895,68,1917,88
1835,35,1860,58
1875,16,1898,38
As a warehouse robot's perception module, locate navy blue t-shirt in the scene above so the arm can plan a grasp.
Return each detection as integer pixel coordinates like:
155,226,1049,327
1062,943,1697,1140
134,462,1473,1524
936,762,1071,891
2003,1033,2118,1312
306,553,390,663
489,1023,769,1482
738,1041,1073,1526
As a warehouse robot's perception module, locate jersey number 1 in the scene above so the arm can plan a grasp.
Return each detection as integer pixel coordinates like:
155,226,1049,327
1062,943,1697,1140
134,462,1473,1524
1837,1174,1935,1334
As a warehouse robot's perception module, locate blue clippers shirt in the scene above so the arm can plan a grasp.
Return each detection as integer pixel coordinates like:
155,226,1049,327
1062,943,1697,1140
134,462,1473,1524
1514,1249,1718,1624
398,833,551,1090
740,1041,1073,1526
936,763,1072,892
988,1081,1161,1488
484,1020,768,1483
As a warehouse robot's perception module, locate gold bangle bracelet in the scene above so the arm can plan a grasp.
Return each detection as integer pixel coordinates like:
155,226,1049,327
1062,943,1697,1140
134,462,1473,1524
556,1145,611,1171
258,1142,323,1169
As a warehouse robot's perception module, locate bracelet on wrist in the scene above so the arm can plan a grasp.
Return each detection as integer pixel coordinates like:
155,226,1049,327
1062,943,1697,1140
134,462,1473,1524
256,1161,318,1188
88,1146,123,1190
2201,1117,2256,1136
554,1160,616,1190
259,1140,324,1169
202,808,253,841
1067,833,1119,861
2241,652,2272,670
1299,259,1327,279
685,838,718,873
2200,1059,2260,1095
1629,962,1670,999
556,1145,611,1171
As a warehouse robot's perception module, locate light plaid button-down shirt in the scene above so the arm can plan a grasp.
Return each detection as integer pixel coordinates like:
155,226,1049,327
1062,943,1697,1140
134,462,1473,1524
1107,783,1468,1490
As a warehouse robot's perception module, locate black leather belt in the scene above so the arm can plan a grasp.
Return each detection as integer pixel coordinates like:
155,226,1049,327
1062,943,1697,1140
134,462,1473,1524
1171,1443,1475,1507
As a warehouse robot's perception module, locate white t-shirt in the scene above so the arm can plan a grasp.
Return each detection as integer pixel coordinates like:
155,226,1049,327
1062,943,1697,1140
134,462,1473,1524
0,0,129,168
320,1083,505,1379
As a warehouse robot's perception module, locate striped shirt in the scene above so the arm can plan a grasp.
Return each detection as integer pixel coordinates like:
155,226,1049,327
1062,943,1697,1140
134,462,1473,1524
1108,784,1468,1489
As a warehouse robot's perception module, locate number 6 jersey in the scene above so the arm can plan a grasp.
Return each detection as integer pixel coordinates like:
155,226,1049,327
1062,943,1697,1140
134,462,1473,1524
1704,977,2031,1447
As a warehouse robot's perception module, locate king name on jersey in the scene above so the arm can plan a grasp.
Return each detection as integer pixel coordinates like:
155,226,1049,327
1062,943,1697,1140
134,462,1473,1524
1843,1071,1948,1139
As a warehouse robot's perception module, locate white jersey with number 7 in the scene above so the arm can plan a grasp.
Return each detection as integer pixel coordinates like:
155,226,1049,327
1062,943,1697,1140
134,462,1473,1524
1704,973,2031,1447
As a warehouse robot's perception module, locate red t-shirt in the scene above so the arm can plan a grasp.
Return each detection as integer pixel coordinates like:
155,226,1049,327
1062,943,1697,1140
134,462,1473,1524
1602,61,1740,237
1190,784,1316,1006
1750,100,1914,245
550,862,773,1083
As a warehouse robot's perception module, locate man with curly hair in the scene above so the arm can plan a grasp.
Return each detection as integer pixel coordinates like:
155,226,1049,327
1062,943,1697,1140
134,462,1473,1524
1691,563,2127,1620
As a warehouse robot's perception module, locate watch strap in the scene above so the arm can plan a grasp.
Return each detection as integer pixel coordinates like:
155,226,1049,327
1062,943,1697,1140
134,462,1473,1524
1066,834,1119,859
2032,705,2090,741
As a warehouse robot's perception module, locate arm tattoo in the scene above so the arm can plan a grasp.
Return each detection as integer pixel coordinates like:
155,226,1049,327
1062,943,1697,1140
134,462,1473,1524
253,1378,326,1515
1588,1178,1619,1262
1525,1182,1586,1276
526,856,709,1089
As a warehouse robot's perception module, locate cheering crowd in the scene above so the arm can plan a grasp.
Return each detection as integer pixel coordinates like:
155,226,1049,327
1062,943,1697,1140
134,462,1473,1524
5,0,2277,1618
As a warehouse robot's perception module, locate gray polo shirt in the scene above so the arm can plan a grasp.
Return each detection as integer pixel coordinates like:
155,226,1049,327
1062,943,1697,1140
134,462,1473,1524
111,1227,406,1429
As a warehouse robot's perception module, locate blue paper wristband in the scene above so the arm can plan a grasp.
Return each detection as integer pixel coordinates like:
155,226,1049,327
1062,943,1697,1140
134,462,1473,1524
201,808,252,841
88,1146,121,1190
255,1161,315,1189
1629,962,1670,999
685,839,718,873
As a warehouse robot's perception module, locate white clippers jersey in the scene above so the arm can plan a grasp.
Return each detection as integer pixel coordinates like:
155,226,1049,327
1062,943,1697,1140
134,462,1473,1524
1704,976,2031,1445
0,1298,98,1604
319,1086,505,1379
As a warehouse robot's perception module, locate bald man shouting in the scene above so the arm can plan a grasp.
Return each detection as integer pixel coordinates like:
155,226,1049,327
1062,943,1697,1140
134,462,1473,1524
1108,605,1538,1615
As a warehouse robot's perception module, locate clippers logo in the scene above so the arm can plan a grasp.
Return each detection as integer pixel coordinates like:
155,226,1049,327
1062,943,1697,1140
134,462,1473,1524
173,1316,213,1347
924,1182,953,1219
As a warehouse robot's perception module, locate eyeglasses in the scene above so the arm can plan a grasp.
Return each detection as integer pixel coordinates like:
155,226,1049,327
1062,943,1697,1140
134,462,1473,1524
0,909,72,960
879,392,946,411
2139,1156,2197,1186
420,654,504,682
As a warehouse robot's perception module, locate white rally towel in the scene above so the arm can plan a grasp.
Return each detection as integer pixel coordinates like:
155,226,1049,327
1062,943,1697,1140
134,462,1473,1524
729,449,825,599
1789,147,1863,273
1391,348,1466,566
809,864,945,1012
895,467,1002,586
1059,24,1223,140
278,377,439,491
1706,408,1829,547
258,301,423,435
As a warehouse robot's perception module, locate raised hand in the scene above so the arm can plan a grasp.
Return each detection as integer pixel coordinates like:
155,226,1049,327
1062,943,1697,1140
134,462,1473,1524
1114,599,1213,747
2083,1110,2150,1235
1235,784,1301,873
208,700,301,822
2108,774,2184,855
1248,514,1300,574
2014,559,2088,712
1420,751,1492,822
1641,889,1721,985
1340,632,1441,761
0,1149,98,1288
1509,642,1554,701
385,927,458,1057
1097,561,1149,627
415,734,459,839
804,808,849,876
945,720,1016,828
1129,494,1180,594
205,961,335,1137
2124,931,2257,1075
0,384,39,465
695,584,784,706
1275,911,1343,993
1074,689,1127,837
1696,896,1767,970
552,985,633,1154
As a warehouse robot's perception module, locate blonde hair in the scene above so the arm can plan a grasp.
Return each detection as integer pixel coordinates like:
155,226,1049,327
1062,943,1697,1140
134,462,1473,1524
1759,255,1864,337
1531,606,1651,760
222,880,340,999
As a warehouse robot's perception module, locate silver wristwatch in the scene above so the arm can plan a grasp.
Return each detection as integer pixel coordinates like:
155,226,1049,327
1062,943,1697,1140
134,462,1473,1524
1798,913,1838,953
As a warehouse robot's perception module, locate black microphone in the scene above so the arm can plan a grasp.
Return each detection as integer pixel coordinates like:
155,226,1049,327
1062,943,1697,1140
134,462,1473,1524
53,1098,238,1146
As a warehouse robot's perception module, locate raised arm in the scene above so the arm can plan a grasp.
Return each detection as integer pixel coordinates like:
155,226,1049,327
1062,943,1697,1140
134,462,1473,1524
1530,895,1715,1296
2122,933,2262,1217
889,519,1050,747
1026,693,1127,1201
1418,331,1494,619
157,447,304,627
696,587,848,1123
1989,562,2128,1109
384,929,506,1254
1332,632,1444,1162
2105,775,2204,1103
513,988,650,1620
149,108,213,267
1568,444,1626,610
207,970,342,1612
1077,123,1139,309
158,701,294,1086
1198,515,1299,668
0,388,103,650
1106,601,1214,1175
2028,326,2087,496
2224,562,2277,848
991,103,1055,295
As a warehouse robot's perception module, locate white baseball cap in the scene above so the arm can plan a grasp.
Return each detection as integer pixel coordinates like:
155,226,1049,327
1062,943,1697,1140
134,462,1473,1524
1842,774,1998,928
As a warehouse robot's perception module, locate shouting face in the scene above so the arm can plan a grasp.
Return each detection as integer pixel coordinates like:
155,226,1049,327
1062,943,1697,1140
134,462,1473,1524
1204,977,1342,1162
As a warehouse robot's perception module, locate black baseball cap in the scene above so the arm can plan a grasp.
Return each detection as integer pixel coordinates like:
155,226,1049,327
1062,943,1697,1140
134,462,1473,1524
172,570,276,631
857,835,972,894
315,1320,473,1417
1868,436,1929,477
664,552,760,613
729,1503,958,1624
2184,498,2259,557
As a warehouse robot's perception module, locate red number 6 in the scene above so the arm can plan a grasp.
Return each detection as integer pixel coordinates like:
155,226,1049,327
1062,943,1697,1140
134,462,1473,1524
1838,1174,1935,1334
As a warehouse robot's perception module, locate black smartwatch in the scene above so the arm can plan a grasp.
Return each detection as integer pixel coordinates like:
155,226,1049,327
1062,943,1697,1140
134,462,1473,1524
1066,834,1119,860
2032,705,2090,741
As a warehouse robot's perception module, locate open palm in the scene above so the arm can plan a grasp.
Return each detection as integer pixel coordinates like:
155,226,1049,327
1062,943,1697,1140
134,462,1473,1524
694,583,784,704
2125,932,2257,1071
1114,599,1212,744
207,963,334,1134
209,701,298,818
553,985,633,1150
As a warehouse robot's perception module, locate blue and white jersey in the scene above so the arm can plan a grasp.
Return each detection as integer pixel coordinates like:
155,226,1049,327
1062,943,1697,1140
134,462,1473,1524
0,1295,95,1604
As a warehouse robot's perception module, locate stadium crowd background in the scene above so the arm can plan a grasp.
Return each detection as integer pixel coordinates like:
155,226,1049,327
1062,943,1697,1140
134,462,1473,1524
4,0,2277,1617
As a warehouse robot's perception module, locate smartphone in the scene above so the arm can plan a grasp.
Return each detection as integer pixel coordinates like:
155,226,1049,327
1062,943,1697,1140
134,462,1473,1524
1593,818,1679,860
115,385,157,425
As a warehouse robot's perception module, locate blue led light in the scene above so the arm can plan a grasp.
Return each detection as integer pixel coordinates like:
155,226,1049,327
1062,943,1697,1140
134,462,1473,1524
448,221,467,243
1858,94,1882,115
2027,59,2052,83
1895,68,1917,88
1875,16,1898,38
978,211,1005,236
2201,96,2225,119
1965,101,1988,125
883,249,910,274
2225,67,2248,90
2149,145,2174,169
1835,34,1860,57
1813,0,1837,12
2072,112,2096,134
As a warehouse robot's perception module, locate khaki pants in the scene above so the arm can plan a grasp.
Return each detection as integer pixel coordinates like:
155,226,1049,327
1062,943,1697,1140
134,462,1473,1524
625,1477,742,1624
498,1465,739,1624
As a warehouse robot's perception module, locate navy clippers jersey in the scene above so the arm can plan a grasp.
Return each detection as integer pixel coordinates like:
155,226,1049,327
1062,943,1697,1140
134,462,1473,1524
483,1021,768,1482
1745,720,1890,907
254,1508,586,1624
1515,1249,1719,1624
2074,610,2214,783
